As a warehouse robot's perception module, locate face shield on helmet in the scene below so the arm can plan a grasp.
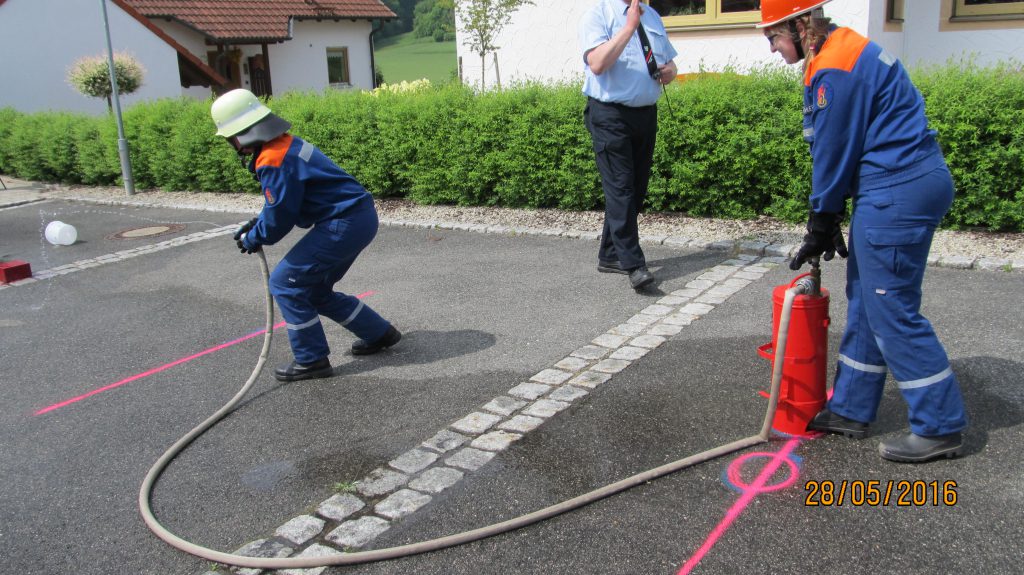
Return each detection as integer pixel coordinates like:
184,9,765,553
756,0,833,28
211,88,292,149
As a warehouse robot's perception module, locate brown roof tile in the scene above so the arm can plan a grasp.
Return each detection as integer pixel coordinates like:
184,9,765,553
124,1,396,42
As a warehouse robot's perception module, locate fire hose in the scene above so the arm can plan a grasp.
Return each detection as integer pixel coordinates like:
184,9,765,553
139,250,821,570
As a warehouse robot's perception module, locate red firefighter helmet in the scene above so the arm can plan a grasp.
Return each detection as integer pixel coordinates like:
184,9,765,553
756,0,833,28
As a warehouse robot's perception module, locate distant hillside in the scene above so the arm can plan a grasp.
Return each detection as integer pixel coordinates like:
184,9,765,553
375,32,457,84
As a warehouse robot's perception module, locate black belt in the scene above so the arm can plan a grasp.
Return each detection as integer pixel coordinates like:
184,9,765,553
588,96,655,111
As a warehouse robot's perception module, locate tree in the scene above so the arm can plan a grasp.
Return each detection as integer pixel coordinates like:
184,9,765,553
451,0,533,89
67,52,145,112
413,0,455,42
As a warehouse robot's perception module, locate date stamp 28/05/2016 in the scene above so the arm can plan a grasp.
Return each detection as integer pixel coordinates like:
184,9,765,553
804,480,958,507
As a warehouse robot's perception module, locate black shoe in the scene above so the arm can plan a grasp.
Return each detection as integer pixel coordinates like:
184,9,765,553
807,408,868,439
878,431,963,463
597,261,629,275
352,325,402,355
274,357,333,382
628,266,655,289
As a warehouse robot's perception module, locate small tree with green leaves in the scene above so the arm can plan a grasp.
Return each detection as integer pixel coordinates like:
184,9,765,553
451,0,533,89
67,52,145,113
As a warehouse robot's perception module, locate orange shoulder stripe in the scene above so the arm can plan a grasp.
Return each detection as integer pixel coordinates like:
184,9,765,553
255,134,294,169
804,27,870,86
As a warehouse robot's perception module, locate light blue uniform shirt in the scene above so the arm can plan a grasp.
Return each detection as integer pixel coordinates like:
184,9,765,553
580,0,678,108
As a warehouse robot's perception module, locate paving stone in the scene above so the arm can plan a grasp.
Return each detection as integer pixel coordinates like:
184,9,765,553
548,385,589,403
680,303,715,316
739,241,769,255
355,468,409,497
389,449,439,474
722,278,752,288
663,313,697,326
693,294,728,305
530,369,572,385
647,323,684,336
375,489,432,520
640,304,674,316
626,313,660,326
522,399,570,418
766,243,796,257
609,322,646,336
277,543,339,575
927,253,941,266
610,346,650,361
232,539,293,574
709,240,735,251
275,515,325,546
592,333,629,348
450,411,503,435
760,256,786,265
471,430,523,451
408,467,464,493
939,255,975,269
663,236,693,247
630,335,666,349
568,370,612,389
976,258,1011,271
685,279,715,290
553,356,591,371
446,447,496,470
640,234,668,245
317,494,365,522
592,358,630,373
656,295,688,306
744,265,771,273
507,382,552,400
570,345,610,360
498,414,545,433
421,430,470,453
707,284,742,296
733,271,763,280
326,516,391,549
481,396,528,416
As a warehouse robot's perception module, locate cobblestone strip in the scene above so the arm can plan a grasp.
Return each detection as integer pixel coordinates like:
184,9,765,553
213,254,779,575
0,224,241,291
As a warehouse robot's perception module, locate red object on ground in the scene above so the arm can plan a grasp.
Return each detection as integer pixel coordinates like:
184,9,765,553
757,275,830,436
0,260,32,284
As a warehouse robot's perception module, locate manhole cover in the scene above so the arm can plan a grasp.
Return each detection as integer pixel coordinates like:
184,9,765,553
107,223,185,240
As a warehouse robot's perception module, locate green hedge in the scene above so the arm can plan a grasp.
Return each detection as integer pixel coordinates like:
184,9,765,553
1,64,1021,230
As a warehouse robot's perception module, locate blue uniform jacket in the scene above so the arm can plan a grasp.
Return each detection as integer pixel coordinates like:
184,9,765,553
244,134,372,247
803,27,945,214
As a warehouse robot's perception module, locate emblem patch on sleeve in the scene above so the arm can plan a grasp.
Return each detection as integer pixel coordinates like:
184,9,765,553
264,187,276,204
816,82,832,110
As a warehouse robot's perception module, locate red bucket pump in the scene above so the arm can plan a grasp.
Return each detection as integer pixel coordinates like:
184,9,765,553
757,268,830,436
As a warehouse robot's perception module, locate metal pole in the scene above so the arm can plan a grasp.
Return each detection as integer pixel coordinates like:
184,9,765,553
100,0,135,195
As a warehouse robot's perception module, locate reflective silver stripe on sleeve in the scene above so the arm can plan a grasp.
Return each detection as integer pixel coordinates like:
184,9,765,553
879,50,896,67
298,141,314,162
287,316,321,331
838,353,887,374
803,127,815,138
340,301,364,326
897,366,954,390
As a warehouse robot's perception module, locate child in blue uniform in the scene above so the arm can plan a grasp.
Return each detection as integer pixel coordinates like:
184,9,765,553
211,89,400,382
759,0,967,462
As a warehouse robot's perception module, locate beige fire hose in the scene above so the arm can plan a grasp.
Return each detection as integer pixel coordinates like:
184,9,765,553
139,250,814,569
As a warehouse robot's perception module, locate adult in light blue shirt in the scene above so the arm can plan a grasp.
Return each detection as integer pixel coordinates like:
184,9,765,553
579,0,678,290
580,0,678,107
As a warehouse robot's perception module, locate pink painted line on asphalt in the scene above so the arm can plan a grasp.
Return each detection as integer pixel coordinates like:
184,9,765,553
34,291,376,416
676,438,801,575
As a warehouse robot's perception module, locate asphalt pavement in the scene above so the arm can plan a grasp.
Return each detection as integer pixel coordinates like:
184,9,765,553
1,189,1021,575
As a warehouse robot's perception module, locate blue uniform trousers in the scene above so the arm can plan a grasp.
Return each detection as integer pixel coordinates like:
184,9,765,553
828,165,968,436
269,206,391,365
585,97,657,271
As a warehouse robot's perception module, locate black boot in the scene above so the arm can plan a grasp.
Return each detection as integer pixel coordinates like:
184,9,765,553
878,432,963,463
352,326,402,356
273,357,333,382
628,266,654,289
807,408,868,439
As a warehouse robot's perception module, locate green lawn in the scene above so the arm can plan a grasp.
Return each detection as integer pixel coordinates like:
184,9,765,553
374,32,458,85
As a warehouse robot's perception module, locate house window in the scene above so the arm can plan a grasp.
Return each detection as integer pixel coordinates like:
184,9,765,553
888,0,905,22
326,47,350,87
954,0,1024,19
649,0,761,28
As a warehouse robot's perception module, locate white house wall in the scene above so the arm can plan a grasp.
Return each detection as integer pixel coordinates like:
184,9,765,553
147,18,215,100
268,19,375,93
458,0,1023,90
0,0,185,114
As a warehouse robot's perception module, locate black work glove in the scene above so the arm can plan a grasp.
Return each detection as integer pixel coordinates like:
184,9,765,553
233,217,261,254
789,210,849,271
